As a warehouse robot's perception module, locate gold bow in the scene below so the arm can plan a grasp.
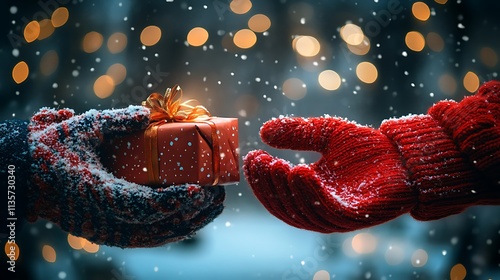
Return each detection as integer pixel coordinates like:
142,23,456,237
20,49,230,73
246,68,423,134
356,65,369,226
142,84,211,123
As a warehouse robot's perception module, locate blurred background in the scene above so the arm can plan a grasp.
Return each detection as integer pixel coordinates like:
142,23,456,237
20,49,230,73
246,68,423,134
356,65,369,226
1,0,500,279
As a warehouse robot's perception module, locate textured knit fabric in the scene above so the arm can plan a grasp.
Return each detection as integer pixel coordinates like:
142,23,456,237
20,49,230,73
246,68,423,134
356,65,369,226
381,80,500,220
0,120,30,238
26,106,225,248
244,81,500,233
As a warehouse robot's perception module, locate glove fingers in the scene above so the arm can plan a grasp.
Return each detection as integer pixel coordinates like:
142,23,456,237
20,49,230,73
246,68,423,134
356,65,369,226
269,157,333,230
244,150,322,230
243,150,295,225
71,192,225,248
96,179,217,224
288,165,352,232
260,117,351,153
69,106,150,138
98,105,150,134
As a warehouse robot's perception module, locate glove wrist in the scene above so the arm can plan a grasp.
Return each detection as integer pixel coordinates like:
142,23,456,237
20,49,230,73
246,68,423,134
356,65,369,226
0,120,31,229
380,114,485,221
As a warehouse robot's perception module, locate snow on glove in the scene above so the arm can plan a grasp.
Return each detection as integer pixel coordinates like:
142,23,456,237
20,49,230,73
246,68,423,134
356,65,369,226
244,81,500,233
28,106,225,248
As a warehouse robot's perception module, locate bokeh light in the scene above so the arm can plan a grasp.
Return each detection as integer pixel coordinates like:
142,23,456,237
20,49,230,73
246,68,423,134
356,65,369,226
351,232,377,254
282,78,307,100
439,73,458,95
37,19,55,40
67,234,84,250
248,14,271,33
356,61,378,84
313,270,330,280
42,245,56,263
412,2,431,21
93,75,115,98
51,7,69,28
67,233,99,253
411,249,428,267
480,47,498,67
40,50,59,76
107,32,127,54
435,0,448,4
82,31,104,53
187,27,209,47
12,61,29,84
233,29,257,49
24,21,40,43
340,23,364,46
347,36,370,55
230,0,252,14
140,25,162,47
450,263,467,280
463,71,480,93
4,241,20,261
82,240,100,253
106,63,127,85
318,70,341,91
294,35,321,57
426,32,445,52
405,31,425,52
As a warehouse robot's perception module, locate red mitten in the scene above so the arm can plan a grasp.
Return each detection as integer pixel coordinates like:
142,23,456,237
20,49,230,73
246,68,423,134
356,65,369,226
244,81,500,233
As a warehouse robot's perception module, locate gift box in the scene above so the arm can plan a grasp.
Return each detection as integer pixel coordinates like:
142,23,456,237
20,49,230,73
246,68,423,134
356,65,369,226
100,85,240,186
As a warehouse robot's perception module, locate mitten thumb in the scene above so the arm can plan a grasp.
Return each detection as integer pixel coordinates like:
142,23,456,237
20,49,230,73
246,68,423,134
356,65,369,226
30,108,74,131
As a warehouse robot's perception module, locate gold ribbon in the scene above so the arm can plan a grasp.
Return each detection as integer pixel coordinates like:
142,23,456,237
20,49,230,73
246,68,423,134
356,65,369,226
142,84,211,123
142,85,219,185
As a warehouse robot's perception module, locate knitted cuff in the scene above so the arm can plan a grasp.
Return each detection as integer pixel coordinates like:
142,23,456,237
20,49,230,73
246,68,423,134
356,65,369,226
380,115,484,221
0,120,31,235
428,91,500,194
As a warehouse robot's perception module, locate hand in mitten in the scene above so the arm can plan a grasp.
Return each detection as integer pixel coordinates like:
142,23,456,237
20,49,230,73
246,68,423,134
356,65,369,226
244,81,500,233
244,117,414,233
28,106,225,247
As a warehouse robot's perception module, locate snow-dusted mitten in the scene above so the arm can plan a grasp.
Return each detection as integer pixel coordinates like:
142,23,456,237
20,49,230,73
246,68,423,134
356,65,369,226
28,106,225,247
244,81,500,233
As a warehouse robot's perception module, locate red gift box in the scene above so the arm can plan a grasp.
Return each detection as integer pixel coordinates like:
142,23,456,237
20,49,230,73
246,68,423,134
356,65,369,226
100,85,240,186
101,118,240,186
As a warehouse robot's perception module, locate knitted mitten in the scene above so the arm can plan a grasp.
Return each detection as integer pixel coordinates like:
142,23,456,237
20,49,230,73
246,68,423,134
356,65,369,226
28,106,225,247
244,81,500,233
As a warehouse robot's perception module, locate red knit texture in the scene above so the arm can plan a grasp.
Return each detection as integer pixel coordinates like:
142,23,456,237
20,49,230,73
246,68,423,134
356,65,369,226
244,81,500,233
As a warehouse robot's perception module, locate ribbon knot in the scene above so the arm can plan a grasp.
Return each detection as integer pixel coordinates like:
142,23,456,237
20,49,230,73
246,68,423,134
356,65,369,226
142,84,211,123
